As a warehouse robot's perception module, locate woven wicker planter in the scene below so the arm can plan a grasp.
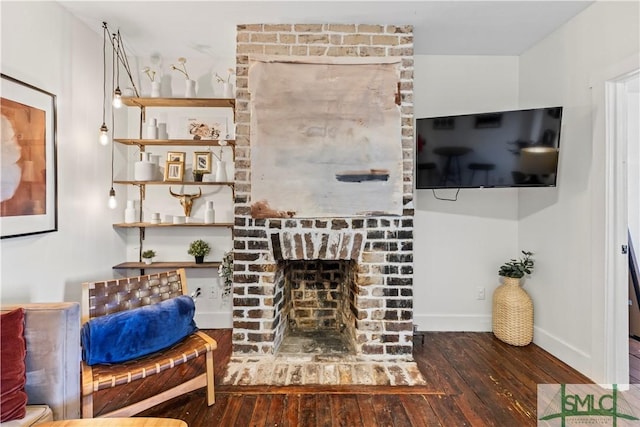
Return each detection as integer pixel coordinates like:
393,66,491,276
492,277,533,346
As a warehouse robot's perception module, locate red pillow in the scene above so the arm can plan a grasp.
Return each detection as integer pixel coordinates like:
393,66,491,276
1,308,27,422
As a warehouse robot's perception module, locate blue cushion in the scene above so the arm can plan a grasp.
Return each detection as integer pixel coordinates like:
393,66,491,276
81,295,197,365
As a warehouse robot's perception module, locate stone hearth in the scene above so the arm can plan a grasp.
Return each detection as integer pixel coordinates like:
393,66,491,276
223,356,426,386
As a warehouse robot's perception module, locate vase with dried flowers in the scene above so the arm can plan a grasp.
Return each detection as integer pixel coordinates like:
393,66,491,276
211,144,228,182
142,66,160,97
214,68,235,98
171,57,196,98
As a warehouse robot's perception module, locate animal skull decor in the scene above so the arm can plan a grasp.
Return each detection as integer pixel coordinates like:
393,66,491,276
169,187,202,217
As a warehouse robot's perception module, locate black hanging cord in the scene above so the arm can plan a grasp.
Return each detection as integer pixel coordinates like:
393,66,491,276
110,32,116,191
101,22,108,126
106,26,140,98
432,188,461,201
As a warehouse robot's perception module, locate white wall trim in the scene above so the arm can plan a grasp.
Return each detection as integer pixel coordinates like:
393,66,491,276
533,326,592,379
415,314,492,332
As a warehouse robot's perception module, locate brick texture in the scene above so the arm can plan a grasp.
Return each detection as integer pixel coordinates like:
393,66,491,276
233,23,414,361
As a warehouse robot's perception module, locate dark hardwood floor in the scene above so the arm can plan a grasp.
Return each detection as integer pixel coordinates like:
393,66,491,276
95,330,592,426
631,337,640,384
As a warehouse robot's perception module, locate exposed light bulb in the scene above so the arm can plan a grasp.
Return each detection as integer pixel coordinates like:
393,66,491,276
99,123,109,146
112,87,123,109
108,187,117,209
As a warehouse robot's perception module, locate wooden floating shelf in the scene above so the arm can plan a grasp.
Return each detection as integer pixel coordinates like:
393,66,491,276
113,261,221,269
114,138,235,147
114,180,233,186
113,222,233,228
122,97,235,109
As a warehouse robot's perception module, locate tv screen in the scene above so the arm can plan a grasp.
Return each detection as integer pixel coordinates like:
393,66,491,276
416,107,563,189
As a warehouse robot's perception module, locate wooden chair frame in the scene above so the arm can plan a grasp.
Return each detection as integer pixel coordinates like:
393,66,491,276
80,269,217,418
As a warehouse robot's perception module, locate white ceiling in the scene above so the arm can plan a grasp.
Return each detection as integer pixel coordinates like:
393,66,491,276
59,1,594,59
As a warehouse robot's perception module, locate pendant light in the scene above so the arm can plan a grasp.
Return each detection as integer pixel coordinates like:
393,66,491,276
107,29,118,209
112,33,123,109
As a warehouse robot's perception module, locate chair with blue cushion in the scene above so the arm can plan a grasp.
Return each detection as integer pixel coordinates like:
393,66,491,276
80,269,217,418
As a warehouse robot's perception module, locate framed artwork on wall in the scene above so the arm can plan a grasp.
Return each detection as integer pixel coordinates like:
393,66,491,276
1,74,58,239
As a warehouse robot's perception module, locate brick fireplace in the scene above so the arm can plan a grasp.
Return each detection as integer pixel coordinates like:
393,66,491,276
230,23,416,380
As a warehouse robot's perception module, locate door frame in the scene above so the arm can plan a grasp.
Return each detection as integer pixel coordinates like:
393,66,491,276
604,65,639,385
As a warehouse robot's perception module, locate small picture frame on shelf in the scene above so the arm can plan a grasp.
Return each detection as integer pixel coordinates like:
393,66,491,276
164,161,184,181
193,152,212,173
167,151,186,162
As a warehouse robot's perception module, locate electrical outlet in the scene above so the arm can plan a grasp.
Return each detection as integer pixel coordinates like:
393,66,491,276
209,286,219,300
476,287,485,300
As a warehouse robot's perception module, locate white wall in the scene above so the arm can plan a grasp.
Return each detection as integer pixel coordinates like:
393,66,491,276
413,55,521,331
0,2,124,303
0,4,235,327
518,1,640,382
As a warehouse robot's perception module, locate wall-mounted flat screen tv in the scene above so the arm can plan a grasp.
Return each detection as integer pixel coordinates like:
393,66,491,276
416,106,563,189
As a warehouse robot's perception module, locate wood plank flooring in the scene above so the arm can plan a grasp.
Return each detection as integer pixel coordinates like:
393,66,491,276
630,337,640,383
93,330,592,426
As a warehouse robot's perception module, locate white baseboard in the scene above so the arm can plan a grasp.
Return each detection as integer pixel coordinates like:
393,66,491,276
533,326,592,380
414,314,492,332
195,311,232,329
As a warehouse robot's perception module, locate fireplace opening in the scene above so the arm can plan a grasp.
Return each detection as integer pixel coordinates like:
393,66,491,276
274,259,358,357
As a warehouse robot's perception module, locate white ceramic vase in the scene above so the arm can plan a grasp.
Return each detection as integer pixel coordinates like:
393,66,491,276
204,201,215,224
157,122,168,140
145,118,158,140
134,152,155,181
215,160,228,182
185,79,196,98
149,154,162,180
124,200,136,224
150,81,161,98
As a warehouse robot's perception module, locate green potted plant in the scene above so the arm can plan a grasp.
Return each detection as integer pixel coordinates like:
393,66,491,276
493,251,535,346
141,249,156,265
192,170,204,182
498,250,534,278
188,239,210,264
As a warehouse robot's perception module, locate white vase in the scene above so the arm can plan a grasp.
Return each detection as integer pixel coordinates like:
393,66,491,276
185,79,196,98
223,83,234,98
215,160,228,182
145,118,158,139
124,200,136,223
134,152,155,181
149,154,162,180
204,201,215,224
157,122,168,140
150,81,161,98
144,258,152,265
